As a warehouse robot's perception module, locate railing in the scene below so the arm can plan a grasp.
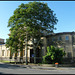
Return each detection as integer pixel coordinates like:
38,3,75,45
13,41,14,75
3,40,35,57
0,57,43,64
0,57,75,64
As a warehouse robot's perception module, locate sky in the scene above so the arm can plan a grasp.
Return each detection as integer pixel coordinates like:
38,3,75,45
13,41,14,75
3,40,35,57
0,1,75,42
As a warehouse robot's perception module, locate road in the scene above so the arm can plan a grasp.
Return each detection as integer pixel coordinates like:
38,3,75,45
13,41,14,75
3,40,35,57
0,63,75,74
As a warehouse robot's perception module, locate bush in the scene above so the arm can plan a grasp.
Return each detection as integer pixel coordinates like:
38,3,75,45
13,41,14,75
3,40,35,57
43,45,66,64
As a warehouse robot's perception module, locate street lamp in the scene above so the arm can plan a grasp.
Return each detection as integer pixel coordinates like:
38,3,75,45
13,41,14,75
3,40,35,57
24,27,28,65
34,38,37,64
26,31,28,65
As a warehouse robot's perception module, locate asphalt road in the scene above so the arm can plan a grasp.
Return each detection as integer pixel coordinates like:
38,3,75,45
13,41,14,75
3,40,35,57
0,63,75,74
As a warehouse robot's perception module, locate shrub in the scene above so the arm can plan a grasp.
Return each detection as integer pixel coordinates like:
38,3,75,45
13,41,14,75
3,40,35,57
43,45,66,64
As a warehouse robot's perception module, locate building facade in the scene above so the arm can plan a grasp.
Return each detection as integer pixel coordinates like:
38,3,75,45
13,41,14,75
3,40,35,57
0,32,75,63
46,32,75,63
0,38,45,63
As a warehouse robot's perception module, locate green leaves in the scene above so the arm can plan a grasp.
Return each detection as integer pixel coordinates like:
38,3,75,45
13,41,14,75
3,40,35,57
8,1,58,35
6,1,58,58
43,46,66,64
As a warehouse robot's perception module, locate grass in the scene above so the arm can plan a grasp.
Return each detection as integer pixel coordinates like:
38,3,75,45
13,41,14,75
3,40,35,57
0,60,15,63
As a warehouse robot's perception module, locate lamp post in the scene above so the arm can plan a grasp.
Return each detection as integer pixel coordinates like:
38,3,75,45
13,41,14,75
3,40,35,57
24,27,28,65
26,31,28,65
34,38,37,64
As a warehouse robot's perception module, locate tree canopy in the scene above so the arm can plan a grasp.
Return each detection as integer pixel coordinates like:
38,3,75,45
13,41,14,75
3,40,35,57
8,1,58,36
6,1,58,63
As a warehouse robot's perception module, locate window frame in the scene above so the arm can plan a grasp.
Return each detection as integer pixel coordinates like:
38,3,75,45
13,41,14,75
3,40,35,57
7,50,9,56
2,50,5,56
58,36,62,41
23,50,25,56
65,36,69,40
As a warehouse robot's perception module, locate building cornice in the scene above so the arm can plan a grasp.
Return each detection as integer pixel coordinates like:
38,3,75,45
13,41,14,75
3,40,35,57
46,31,75,37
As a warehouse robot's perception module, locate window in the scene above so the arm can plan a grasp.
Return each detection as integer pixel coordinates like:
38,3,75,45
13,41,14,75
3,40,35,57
67,52,71,58
65,36,69,40
17,52,19,56
2,50,5,56
7,50,9,56
58,36,62,41
23,50,25,56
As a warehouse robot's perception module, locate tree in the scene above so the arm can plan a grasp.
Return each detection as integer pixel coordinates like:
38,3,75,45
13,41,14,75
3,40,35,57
6,1,58,64
43,46,66,64
6,27,25,62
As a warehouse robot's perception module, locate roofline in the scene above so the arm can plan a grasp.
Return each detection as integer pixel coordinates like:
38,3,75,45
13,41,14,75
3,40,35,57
0,38,4,40
46,31,75,37
54,32,75,34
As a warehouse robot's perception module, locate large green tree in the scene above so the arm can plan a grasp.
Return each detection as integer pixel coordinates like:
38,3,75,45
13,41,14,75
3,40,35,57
6,1,58,64
6,27,25,62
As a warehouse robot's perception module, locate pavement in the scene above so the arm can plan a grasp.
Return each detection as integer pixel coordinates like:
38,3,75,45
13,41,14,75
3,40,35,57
1,62,75,70
0,62,75,74
8,63,75,70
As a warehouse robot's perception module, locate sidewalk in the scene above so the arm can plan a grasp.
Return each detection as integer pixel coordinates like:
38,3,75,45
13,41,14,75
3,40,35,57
10,63,75,70
1,62,75,70
23,65,57,70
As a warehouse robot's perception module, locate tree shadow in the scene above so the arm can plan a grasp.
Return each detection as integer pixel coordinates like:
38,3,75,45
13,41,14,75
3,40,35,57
0,63,26,69
0,72,3,74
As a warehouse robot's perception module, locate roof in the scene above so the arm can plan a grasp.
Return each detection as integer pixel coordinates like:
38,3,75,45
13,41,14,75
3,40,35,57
0,38,4,40
46,31,75,37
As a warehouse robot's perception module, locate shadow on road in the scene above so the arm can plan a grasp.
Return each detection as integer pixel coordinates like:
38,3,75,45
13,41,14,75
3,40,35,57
0,72,3,74
0,63,26,69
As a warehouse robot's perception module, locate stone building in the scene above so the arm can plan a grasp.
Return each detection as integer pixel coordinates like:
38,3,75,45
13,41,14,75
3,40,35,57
0,32,75,63
46,32,75,63
0,38,45,63
0,38,10,61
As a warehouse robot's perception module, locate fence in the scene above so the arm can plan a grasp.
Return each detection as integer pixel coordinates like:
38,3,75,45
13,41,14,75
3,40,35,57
0,57,75,64
0,57,43,63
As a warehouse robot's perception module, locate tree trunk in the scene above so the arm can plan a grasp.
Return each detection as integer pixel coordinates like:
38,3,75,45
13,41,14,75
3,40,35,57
34,47,36,64
32,37,41,64
14,52,17,64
